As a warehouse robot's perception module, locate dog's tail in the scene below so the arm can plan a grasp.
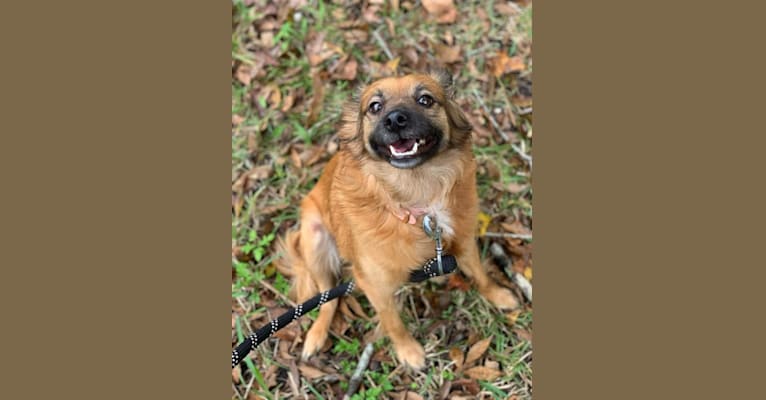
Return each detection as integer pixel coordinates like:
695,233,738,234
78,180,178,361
275,228,318,302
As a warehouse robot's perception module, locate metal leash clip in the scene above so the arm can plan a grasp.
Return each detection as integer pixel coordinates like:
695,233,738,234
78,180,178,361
422,214,444,275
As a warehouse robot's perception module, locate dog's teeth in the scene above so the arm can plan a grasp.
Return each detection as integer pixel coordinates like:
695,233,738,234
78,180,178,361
389,141,419,157
418,139,425,145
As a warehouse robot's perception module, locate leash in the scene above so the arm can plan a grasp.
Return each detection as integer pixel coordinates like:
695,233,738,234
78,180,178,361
232,215,455,369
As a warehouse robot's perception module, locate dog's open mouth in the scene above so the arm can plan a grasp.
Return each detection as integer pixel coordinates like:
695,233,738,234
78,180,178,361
387,136,437,159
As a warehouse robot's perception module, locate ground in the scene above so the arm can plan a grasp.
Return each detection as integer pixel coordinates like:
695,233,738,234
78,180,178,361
232,1,533,398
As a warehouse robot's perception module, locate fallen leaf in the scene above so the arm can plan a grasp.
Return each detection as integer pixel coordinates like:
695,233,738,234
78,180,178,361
465,337,492,365
390,392,424,400
501,220,532,236
477,212,492,236
506,309,522,326
450,347,465,370
280,92,295,112
232,365,241,383
452,378,481,395
235,63,254,86
332,57,358,81
298,364,327,380
306,33,343,66
362,4,382,23
422,0,458,24
464,366,503,381
513,328,532,342
386,56,401,73
494,2,520,16
306,70,325,126
490,51,526,78
434,43,462,64
232,114,245,126
524,266,533,281
447,273,471,291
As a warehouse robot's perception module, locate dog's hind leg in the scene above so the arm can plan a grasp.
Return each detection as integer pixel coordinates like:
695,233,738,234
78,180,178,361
457,240,519,312
294,195,342,360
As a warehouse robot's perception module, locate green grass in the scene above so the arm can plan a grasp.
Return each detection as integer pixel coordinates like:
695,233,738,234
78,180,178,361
232,0,533,398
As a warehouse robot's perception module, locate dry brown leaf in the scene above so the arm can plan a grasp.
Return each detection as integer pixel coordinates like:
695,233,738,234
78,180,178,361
333,57,358,81
390,392,424,400
235,63,254,86
258,84,282,110
494,2,520,16
290,148,302,168
491,51,526,77
386,57,401,73
464,366,503,381
452,378,481,395
422,0,457,24
306,70,325,126
506,309,522,326
434,43,462,64
280,92,295,112
362,5,382,23
465,337,493,365
402,46,419,66
306,33,343,66
298,364,327,380
232,365,241,383
501,220,532,236
513,328,532,342
232,114,245,126
449,347,465,370
447,273,471,291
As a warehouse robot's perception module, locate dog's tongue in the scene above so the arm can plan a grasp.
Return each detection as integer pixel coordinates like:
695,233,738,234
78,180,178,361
391,139,416,153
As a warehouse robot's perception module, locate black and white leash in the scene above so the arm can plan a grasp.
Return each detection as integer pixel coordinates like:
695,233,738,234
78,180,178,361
232,215,454,369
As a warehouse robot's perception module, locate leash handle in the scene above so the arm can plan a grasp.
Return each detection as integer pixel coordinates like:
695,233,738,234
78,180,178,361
232,255,458,368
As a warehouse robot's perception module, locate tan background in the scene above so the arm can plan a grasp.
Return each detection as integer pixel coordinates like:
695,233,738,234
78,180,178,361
534,1,766,398
0,0,764,398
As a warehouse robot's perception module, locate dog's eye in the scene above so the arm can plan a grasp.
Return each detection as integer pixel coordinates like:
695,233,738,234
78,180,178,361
417,94,434,107
368,101,382,114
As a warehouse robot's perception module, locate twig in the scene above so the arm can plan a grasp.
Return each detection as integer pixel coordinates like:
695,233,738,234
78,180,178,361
343,343,375,400
242,376,255,400
471,88,509,142
232,383,243,400
484,232,532,240
258,279,298,307
511,143,533,168
372,28,394,61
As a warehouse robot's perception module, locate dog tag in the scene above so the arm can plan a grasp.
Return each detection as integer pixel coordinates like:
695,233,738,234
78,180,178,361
423,215,445,275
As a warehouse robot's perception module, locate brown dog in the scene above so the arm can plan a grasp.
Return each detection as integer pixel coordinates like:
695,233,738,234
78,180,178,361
278,71,518,369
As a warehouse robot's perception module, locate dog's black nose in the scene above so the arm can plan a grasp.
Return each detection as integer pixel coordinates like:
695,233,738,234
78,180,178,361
384,110,408,132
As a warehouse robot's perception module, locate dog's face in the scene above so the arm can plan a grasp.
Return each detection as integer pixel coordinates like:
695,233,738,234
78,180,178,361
342,72,472,169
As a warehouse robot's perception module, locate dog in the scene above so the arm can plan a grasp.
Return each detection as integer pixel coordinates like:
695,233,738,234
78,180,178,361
278,70,518,369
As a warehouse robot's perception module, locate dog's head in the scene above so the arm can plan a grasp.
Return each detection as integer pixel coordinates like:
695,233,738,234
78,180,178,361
340,71,472,169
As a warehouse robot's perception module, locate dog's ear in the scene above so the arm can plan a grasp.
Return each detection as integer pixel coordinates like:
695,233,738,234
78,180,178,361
427,69,472,140
444,96,472,140
428,68,455,97
337,83,367,156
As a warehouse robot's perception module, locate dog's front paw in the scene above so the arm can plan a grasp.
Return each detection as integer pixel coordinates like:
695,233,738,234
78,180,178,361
485,285,520,312
301,328,329,361
394,339,426,370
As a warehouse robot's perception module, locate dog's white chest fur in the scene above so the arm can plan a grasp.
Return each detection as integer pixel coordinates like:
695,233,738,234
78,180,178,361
425,203,455,239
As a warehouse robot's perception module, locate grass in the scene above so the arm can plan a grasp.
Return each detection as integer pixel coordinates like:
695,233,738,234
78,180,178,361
232,0,533,398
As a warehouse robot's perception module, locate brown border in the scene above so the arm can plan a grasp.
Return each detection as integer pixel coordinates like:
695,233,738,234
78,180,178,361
536,1,766,398
2,1,229,398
